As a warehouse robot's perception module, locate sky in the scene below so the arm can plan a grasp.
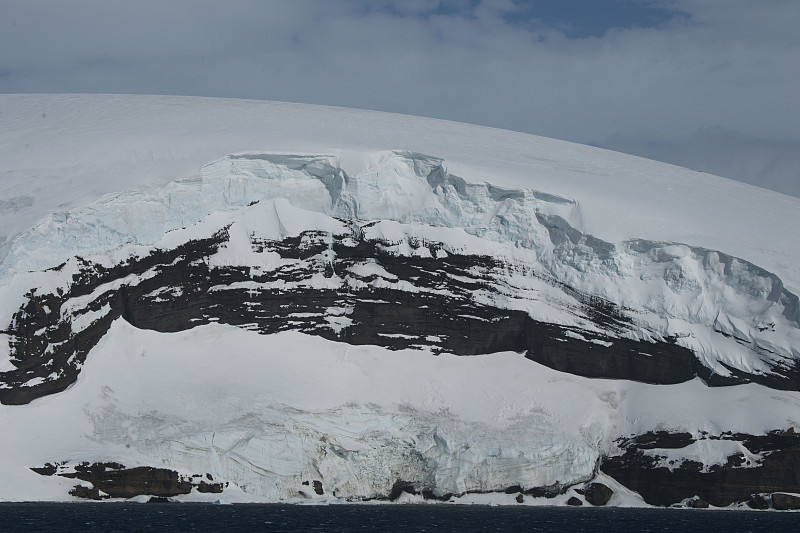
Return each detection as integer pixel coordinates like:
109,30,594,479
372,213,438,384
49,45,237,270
1,0,798,197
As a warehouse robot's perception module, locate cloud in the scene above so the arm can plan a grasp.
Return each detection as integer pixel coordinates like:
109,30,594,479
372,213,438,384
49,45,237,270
1,0,797,194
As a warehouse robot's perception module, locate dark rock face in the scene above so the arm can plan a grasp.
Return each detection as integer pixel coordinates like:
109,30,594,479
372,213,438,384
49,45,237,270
388,480,417,501
687,498,709,509
68,464,191,499
601,429,800,507
381,480,564,503
583,483,613,506
196,480,224,494
1,233,229,405
7,205,800,507
69,485,102,500
747,494,770,510
616,431,695,450
772,492,800,510
32,461,224,499
566,496,583,506
3,221,791,406
146,497,178,504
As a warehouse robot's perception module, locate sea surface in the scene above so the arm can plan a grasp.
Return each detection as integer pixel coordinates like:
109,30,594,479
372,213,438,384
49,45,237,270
0,503,796,532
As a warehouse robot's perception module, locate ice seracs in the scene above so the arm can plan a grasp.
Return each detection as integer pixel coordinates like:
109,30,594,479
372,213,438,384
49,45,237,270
5,151,795,389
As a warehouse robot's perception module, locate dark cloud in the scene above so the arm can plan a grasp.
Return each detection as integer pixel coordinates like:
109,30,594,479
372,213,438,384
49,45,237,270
1,0,797,195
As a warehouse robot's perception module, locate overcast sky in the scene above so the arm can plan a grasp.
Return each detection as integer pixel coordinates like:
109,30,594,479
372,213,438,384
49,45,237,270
2,0,798,196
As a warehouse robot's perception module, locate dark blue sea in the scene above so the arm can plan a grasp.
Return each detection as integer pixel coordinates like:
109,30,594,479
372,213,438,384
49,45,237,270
0,503,796,532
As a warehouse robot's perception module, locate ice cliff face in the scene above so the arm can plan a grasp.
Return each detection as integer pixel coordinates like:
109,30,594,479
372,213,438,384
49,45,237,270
2,150,800,507
4,152,797,390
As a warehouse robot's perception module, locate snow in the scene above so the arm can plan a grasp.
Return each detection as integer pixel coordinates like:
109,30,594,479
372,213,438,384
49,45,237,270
3,145,797,377
0,334,13,372
1,94,799,504
101,181,800,378
2,99,798,372
346,261,398,281
2,320,798,503
644,439,764,473
2,94,799,292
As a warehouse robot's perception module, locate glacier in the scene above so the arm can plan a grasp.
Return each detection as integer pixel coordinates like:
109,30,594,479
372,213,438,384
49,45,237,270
3,151,796,388
1,95,800,508
5,320,800,504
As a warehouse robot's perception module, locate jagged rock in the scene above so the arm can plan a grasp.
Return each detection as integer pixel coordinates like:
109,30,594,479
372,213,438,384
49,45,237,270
388,480,417,501
583,483,613,506
69,485,102,500
65,464,192,499
30,463,58,476
196,480,224,494
4,224,783,407
602,429,800,507
687,498,709,508
313,480,324,495
747,494,770,510
617,431,695,450
567,496,583,506
772,492,800,510
31,461,224,499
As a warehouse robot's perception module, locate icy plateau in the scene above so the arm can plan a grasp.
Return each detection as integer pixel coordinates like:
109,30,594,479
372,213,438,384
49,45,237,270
1,95,799,508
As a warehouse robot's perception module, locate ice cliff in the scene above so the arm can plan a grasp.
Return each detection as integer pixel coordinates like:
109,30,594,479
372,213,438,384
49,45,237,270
4,151,796,392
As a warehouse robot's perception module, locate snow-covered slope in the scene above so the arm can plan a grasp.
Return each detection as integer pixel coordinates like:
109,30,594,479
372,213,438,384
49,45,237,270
1,95,799,508
3,94,799,294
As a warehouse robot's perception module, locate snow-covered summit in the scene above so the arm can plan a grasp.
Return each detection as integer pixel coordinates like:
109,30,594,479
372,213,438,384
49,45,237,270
2,94,799,292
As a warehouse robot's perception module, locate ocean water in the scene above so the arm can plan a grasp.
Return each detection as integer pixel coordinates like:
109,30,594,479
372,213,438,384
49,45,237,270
0,503,796,532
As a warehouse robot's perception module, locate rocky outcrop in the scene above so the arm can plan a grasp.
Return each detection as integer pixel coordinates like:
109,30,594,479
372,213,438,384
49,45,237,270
5,190,800,507
1,233,230,405
772,492,800,510
601,429,800,507
583,483,613,506
3,222,790,405
687,497,709,508
747,494,771,509
32,461,224,499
